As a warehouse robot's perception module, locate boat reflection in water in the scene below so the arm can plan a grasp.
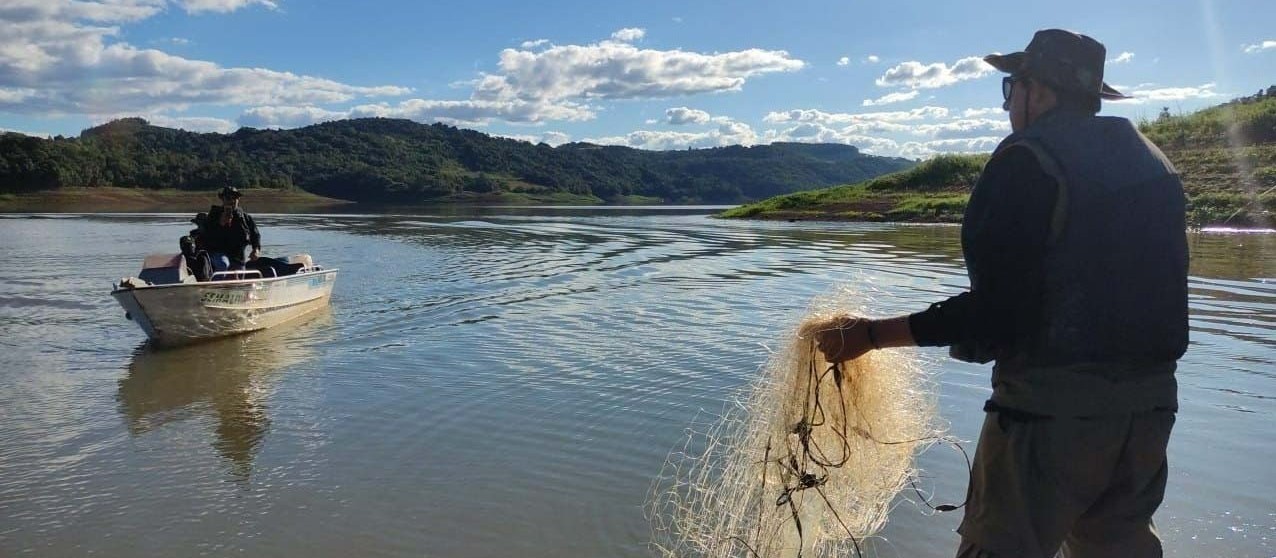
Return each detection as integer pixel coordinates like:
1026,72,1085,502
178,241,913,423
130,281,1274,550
116,309,333,480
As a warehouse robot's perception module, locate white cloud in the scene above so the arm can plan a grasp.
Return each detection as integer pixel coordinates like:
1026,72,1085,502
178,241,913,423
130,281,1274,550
861,90,918,106
497,130,571,146
540,131,571,145
664,106,711,125
348,98,593,125
0,0,167,24
0,2,409,116
610,27,646,42
473,39,804,108
763,124,902,154
1107,51,1134,64
231,97,598,130
961,107,1003,118
423,35,803,124
837,56,850,66
913,118,1009,139
0,10,806,130
1125,82,1223,104
178,0,277,14
0,87,39,104
587,119,757,150
758,104,1009,158
898,137,1001,159
866,55,880,64
764,106,949,126
1,126,53,138
139,113,237,133
238,105,346,128
875,56,994,89
1243,40,1276,53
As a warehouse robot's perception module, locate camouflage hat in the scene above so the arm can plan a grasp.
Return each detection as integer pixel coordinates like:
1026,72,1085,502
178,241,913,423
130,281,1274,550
984,29,1131,101
218,186,242,199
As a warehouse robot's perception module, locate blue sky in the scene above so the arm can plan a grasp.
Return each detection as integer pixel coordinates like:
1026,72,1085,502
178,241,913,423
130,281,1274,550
1,0,1273,158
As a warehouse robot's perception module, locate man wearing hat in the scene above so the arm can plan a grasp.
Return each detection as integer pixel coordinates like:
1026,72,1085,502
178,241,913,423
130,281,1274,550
813,29,1188,557
202,186,262,273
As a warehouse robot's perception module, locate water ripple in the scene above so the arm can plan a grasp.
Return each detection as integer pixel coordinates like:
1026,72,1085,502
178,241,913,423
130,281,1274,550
0,212,1271,557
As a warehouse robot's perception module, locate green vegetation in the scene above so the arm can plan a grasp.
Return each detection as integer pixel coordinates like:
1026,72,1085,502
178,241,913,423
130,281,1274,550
1139,86,1276,149
725,89,1276,227
1140,87,1276,226
0,117,912,205
719,155,984,222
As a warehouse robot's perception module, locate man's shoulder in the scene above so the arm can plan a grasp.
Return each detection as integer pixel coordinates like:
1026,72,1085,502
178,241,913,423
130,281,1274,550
987,141,1050,174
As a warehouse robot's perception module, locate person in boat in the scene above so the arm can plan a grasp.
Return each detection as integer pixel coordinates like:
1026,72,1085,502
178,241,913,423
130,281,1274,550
203,186,262,272
813,29,1187,557
180,212,213,281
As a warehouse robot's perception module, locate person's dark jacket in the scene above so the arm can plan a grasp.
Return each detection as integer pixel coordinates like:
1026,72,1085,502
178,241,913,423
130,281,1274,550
908,109,1188,370
203,205,261,264
179,228,213,281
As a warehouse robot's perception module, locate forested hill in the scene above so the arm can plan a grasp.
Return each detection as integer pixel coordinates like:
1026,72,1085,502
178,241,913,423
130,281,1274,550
0,118,914,204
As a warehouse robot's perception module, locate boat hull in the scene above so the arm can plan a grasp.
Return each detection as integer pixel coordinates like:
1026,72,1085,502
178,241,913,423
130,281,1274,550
112,269,338,345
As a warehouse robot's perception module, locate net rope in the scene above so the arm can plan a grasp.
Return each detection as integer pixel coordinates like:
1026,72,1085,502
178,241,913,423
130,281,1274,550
649,291,951,557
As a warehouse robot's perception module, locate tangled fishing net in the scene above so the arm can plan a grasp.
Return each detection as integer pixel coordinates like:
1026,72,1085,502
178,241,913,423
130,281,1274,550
650,290,951,558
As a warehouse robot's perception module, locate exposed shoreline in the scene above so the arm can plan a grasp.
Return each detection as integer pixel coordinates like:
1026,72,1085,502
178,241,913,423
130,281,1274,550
0,187,659,214
0,188,352,214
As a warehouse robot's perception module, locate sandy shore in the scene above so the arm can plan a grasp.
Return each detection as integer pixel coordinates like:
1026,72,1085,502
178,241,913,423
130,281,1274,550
0,188,352,213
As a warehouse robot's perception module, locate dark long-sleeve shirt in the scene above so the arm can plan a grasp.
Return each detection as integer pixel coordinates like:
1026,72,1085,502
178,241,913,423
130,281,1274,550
204,205,261,262
908,146,1059,356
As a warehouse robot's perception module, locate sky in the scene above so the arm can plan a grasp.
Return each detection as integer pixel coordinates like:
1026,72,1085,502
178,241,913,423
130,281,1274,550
1,0,1274,159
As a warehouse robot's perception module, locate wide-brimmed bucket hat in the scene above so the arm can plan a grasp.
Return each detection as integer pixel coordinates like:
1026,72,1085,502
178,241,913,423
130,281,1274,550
985,29,1131,100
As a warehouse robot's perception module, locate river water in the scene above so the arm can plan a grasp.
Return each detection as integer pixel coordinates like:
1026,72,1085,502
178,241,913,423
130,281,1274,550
0,209,1272,557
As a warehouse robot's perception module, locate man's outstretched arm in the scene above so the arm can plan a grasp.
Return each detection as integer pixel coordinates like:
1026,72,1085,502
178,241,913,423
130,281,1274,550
813,146,1058,363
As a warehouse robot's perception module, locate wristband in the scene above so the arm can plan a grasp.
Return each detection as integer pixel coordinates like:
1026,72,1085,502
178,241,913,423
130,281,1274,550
865,320,881,350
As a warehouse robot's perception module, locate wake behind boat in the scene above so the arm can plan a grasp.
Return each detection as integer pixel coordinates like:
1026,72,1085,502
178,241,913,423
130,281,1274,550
112,253,338,346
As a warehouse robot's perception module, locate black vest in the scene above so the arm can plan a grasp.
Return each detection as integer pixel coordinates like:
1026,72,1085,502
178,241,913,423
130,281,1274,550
968,111,1189,369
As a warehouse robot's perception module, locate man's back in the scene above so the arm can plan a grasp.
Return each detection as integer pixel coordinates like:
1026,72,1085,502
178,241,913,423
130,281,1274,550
995,112,1188,369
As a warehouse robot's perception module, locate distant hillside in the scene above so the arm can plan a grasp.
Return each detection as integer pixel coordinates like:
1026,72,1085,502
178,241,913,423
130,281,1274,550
0,118,913,205
724,89,1276,227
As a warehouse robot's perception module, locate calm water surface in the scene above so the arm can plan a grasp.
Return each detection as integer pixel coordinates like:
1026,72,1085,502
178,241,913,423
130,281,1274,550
0,209,1273,557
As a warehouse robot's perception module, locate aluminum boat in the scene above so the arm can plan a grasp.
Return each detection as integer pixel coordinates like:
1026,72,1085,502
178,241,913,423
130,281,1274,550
112,253,338,345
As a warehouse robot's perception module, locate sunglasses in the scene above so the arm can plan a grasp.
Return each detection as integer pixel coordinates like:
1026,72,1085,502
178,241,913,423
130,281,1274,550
1002,75,1028,101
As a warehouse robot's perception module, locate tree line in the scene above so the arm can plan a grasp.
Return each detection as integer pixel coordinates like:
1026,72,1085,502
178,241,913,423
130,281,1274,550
0,117,914,203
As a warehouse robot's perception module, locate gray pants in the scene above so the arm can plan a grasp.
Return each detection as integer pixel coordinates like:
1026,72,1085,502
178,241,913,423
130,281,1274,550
955,409,1176,558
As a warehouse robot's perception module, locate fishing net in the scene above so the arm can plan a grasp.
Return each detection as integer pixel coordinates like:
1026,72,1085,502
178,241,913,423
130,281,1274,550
650,290,950,558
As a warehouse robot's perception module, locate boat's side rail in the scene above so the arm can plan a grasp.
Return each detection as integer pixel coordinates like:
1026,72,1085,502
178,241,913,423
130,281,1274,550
211,270,263,281
112,268,339,292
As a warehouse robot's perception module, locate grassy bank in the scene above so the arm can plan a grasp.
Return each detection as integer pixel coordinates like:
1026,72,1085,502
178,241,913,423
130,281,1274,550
723,92,1276,227
719,155,984,222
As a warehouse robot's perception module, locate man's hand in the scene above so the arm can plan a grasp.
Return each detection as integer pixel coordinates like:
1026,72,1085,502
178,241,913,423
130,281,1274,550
249,249,260,261
804,315,876,363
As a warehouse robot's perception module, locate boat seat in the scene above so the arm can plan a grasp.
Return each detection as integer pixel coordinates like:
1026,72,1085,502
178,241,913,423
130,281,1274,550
138,253,193,285
286,253,314,271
